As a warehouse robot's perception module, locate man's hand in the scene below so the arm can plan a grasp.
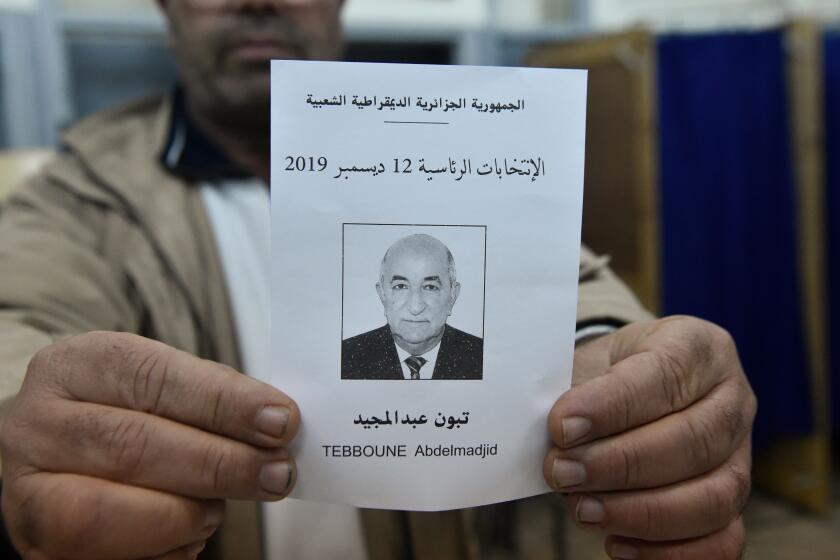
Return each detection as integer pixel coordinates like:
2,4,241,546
0,332,300,559
544,316,755,560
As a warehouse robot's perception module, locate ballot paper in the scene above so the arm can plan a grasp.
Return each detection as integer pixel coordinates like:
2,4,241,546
270,61,587,511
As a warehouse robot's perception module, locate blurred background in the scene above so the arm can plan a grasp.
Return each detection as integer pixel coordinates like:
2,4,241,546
1,0,839,557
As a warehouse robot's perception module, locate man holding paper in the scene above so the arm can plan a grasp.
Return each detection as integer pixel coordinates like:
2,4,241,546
0,1,754,560
342,234,483,380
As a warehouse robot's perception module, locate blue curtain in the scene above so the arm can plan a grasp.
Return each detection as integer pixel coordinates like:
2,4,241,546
657,31,811,449
825,31,840,433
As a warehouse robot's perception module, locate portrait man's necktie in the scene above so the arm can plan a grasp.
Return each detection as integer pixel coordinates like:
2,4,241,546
404,356,427,380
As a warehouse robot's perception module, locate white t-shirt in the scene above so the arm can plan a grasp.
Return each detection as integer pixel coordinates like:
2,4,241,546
201,180,368,560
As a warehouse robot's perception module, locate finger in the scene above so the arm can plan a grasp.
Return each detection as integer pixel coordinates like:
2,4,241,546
551,321,743,448
544,379,755,492
564,442,751,542
145,541,207,560
20,400,296,501
4,472,223,560
30,332,300,447
604,516,746,560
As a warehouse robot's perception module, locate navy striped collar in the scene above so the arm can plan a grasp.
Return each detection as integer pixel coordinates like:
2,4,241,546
160,87,250,180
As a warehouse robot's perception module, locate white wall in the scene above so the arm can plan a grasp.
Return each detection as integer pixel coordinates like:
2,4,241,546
587,0,840,30
0,0,37,9
61,0,152,14
344,0,488,29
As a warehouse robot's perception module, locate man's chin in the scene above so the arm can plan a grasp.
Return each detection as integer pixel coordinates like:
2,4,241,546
219,71,270,95
398,336,432,345
206,77,271,125
391,325,444,347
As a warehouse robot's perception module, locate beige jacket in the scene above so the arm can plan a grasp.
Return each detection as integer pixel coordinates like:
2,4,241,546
0,97,651,559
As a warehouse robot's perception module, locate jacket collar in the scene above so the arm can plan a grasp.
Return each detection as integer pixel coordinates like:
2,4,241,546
160,87,250,180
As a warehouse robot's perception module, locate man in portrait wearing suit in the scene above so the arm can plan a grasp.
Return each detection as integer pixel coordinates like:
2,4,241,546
342,233,483,380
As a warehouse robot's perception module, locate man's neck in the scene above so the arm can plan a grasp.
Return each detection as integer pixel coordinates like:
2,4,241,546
186,101,270,183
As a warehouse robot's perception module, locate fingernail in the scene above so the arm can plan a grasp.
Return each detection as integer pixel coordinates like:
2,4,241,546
260,461,293,496
204,502,224,528
256,405,290,439
576,496,605,524
562,416,592,446
609,542,638,559
552,458,586,489
188,540,207,559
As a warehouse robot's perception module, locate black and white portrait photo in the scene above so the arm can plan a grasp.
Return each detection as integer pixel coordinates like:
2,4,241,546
341,224,486,380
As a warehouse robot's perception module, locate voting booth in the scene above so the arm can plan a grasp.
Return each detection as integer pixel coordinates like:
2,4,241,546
527,23,833,512
526,31,661,315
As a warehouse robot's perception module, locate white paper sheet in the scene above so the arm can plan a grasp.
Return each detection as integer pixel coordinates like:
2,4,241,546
270,61,587,511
